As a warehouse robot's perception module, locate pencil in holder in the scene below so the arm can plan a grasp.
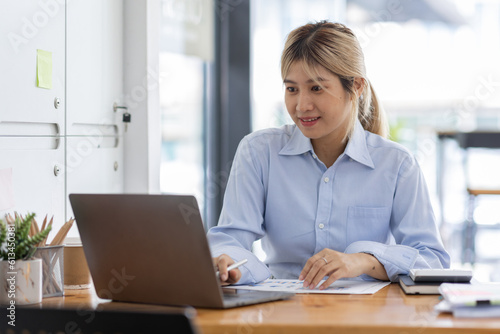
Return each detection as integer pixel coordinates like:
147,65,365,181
33,245,64,297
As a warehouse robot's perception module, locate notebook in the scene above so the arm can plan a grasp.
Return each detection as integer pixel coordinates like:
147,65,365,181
398,275,442,295
69,193,293,309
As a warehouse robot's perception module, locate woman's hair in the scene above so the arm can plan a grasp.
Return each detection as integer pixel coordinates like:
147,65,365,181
281,20,388,139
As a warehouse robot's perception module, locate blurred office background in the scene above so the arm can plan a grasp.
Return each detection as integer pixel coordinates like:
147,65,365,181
158,0,500,282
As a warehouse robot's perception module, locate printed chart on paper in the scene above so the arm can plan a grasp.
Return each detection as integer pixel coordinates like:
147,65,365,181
227,279,390,294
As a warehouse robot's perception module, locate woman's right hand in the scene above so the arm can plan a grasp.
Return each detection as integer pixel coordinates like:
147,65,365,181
213,254,242,285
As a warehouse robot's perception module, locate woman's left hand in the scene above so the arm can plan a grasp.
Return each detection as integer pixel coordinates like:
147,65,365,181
299,248,386,290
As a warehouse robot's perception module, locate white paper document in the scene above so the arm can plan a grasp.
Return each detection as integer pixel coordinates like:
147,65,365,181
227,279,391,294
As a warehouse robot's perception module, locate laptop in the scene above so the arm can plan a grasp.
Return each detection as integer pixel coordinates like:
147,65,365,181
69,193,293,309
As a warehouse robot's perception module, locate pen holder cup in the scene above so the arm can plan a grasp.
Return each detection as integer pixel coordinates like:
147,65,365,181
63,237,91,289
33,245,64,298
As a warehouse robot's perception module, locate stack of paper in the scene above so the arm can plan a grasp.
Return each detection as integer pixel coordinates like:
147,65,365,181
435,283,500,318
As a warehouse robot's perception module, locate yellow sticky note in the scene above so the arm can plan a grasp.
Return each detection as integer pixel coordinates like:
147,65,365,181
37,49,52,89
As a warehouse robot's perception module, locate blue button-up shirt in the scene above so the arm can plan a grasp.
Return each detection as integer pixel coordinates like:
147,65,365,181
207,120,450,283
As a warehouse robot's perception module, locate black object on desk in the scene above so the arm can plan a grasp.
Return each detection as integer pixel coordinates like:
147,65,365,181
5,307,198,334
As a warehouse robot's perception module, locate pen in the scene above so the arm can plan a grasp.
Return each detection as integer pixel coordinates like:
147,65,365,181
216,259,248,279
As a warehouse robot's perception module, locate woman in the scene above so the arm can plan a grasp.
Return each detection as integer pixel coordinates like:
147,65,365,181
208,21,450,290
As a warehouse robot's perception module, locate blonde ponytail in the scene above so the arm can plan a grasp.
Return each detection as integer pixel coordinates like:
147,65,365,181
357,80,388,138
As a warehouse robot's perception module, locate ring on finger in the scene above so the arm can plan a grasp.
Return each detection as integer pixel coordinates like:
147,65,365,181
322,257,328,264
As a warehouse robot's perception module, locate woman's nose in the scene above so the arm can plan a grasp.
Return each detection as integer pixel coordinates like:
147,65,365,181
296,92,314,112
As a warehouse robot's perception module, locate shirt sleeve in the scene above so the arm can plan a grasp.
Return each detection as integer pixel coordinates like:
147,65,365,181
345,155,451,282
206,136,271,284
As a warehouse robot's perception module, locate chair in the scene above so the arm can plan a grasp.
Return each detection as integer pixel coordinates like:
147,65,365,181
456,132,500,264
4,307,198,334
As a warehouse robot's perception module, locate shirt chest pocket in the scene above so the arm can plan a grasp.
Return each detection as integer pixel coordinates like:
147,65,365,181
346,206,391,245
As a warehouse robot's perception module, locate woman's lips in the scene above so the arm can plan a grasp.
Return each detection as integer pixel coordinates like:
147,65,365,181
299,117,320,127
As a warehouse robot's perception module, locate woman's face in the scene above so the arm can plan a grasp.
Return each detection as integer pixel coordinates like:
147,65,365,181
284,61,355,144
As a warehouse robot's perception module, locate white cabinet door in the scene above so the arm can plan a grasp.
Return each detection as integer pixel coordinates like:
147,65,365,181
0,1,66,234
0,0,65,133
65,0,125,227
0,137,65,233
65,135,123,237
66,0,124,135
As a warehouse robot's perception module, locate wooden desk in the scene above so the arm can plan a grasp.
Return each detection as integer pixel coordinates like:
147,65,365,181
38,283,500,334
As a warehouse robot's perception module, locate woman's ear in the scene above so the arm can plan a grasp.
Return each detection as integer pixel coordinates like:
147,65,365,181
353,77,365,98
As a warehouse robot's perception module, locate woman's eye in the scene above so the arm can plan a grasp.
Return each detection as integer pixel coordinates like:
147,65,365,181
286,87,296,93
312,86,322,92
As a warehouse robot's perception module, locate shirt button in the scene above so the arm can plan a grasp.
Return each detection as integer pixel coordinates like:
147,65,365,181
349,158,353,162
324,177,329,183
318,223,325,229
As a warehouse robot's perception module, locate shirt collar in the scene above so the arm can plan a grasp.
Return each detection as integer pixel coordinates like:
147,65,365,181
279,120,375,169
344,119,375,169
279,126,314,156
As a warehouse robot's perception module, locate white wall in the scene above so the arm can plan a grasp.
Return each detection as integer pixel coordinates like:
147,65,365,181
123,0,161,194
